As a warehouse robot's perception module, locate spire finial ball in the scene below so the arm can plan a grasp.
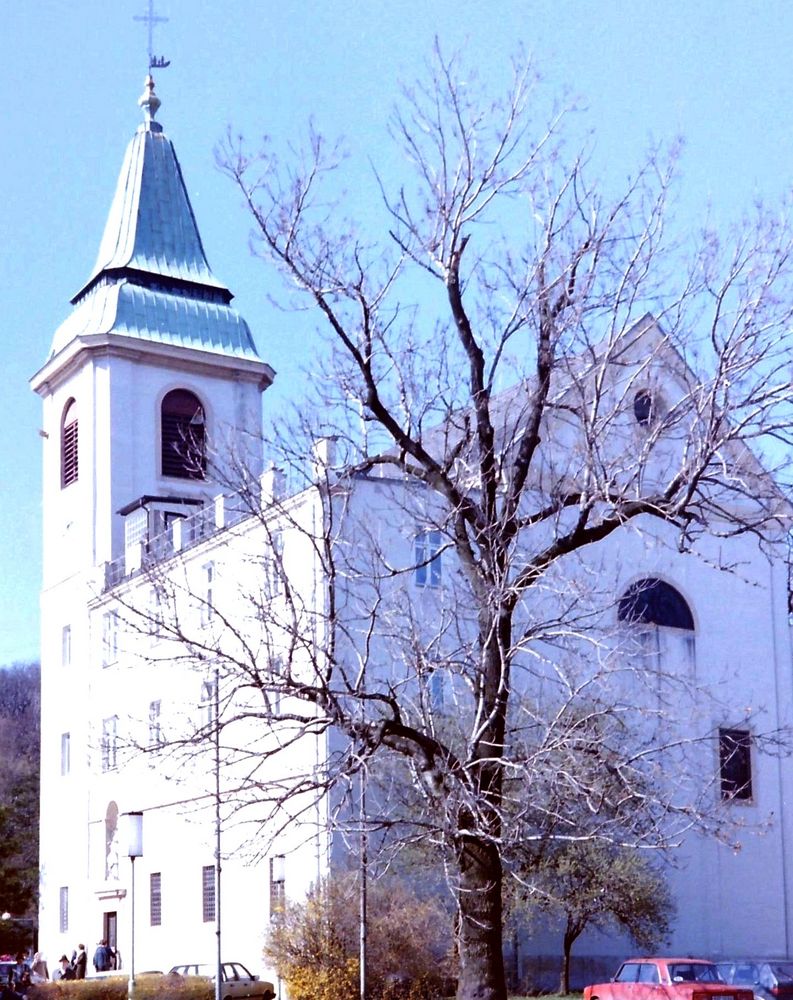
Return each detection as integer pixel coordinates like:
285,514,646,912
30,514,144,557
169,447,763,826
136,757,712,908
138,74,161,122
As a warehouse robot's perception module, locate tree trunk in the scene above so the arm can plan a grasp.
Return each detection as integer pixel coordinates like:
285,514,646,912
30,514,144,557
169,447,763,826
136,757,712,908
456,835,507,1000
560,939,571,995
453,606,511,1000
560,921,580,995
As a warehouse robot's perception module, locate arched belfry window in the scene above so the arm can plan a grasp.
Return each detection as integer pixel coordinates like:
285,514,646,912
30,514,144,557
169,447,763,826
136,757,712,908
618,578,694,631
161,389,206,479
61,399,79,487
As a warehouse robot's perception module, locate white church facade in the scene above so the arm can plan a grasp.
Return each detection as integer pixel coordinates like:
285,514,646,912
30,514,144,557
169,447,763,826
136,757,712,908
32,76,793,989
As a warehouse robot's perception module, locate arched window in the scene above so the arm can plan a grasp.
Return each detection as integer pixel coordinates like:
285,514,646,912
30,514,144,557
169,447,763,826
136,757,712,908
618,578,694,631
161,389,206,479
62,399,79,487
105,801,119,881
618,577,695,681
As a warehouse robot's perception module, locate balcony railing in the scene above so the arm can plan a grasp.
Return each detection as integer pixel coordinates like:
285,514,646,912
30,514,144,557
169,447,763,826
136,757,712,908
102,491,255,593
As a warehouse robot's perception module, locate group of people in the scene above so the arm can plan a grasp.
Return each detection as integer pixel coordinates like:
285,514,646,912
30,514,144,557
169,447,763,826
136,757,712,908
0,955,32,999
1,939,119,994
52,944,88,981
52,940,119,980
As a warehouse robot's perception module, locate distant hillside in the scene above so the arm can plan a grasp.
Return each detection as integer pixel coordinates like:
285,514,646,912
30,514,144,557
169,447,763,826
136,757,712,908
0,661,40,950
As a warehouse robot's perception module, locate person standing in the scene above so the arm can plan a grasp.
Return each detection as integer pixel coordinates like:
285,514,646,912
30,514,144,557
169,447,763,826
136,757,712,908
72,945,87,980
29,954,48,984
9,958,26,985
92,940,111,973
54,957,74,981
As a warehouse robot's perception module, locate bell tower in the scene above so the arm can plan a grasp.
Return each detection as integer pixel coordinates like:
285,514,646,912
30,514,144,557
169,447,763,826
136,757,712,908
31,74,273,953
31,75,273,583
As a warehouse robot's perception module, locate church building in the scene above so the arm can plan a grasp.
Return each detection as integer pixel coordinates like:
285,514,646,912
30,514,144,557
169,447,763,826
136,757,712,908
31,72,793,990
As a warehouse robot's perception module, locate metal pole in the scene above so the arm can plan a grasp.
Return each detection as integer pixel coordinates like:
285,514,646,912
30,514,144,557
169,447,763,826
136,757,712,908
215,665,222,1000
128,856,136,1000
359,767,367,1000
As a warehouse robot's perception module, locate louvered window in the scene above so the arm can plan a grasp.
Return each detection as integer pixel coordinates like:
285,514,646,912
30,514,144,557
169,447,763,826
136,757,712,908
150,872,162,926
161,389,206,479
62,399,79,487
202,865,216,922
59,886,69,933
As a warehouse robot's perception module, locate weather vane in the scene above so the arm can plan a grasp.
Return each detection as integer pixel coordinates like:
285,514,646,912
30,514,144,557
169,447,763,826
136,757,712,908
134,0,171,70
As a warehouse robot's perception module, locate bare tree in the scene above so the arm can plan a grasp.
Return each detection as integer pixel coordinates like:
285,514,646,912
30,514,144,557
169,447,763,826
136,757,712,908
101,45,793,1000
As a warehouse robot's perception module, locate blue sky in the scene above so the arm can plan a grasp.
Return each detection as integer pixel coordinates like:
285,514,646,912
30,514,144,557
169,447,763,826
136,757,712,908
1,0,792,664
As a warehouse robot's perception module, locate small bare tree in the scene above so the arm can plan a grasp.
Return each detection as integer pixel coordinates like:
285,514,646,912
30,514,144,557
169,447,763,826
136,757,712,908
103,44,793,1000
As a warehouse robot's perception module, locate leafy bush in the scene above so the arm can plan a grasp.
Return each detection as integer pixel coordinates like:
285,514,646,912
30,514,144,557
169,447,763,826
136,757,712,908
284,958,359,1000
28,974,212,1000
265,875,454,1000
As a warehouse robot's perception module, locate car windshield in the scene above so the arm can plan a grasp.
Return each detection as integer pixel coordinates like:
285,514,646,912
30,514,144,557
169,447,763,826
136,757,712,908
669,964,723,983
728,965,760,984
771,966,793,983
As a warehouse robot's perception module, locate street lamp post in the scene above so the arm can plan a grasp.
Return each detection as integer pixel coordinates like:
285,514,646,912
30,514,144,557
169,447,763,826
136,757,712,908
214,666,222,1000
271,855,285,1000
122,812,143,1000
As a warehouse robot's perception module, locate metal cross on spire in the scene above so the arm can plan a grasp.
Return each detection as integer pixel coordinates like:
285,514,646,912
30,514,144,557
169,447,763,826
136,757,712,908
134,0,171,70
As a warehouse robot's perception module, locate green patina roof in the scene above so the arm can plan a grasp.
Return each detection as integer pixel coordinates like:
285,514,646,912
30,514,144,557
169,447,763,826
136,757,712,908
50,281,261,362
47,77,261,365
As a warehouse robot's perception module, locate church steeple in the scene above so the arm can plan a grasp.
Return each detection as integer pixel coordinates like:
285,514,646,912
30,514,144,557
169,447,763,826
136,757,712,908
39,76,268,371
73,75,229,306
32,74,272,579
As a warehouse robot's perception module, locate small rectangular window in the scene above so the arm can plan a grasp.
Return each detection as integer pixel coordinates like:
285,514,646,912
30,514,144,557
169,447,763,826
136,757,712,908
60,732,71,776
102,611,119,667
269,657,283,715
201,679,217,728
149,586,165,637
429,671,445,710
269,855,286,921
415,530,443,588
200,563,214,626
150,872,162,927
149,700,163,747
202,865,216,922
719,728,753,801
102,716,118,772
62,625,72,667
59,886,69,933
265,533,284,597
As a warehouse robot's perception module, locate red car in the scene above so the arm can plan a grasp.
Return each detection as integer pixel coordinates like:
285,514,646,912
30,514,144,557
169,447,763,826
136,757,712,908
584,958,755,1000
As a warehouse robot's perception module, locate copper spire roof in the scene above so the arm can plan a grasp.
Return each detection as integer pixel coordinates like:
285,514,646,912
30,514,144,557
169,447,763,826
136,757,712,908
44,76,264,367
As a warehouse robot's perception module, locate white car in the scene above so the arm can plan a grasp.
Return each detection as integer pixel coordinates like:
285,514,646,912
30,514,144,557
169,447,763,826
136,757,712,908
168,962,275,1000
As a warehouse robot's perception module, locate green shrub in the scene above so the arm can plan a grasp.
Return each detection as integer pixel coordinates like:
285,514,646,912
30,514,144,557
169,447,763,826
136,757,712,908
265,874,454,1000
284,957,359,1000
28,974,212,1000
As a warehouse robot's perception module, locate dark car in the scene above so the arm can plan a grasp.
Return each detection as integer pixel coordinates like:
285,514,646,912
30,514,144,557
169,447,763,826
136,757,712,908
716,961,793,1000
